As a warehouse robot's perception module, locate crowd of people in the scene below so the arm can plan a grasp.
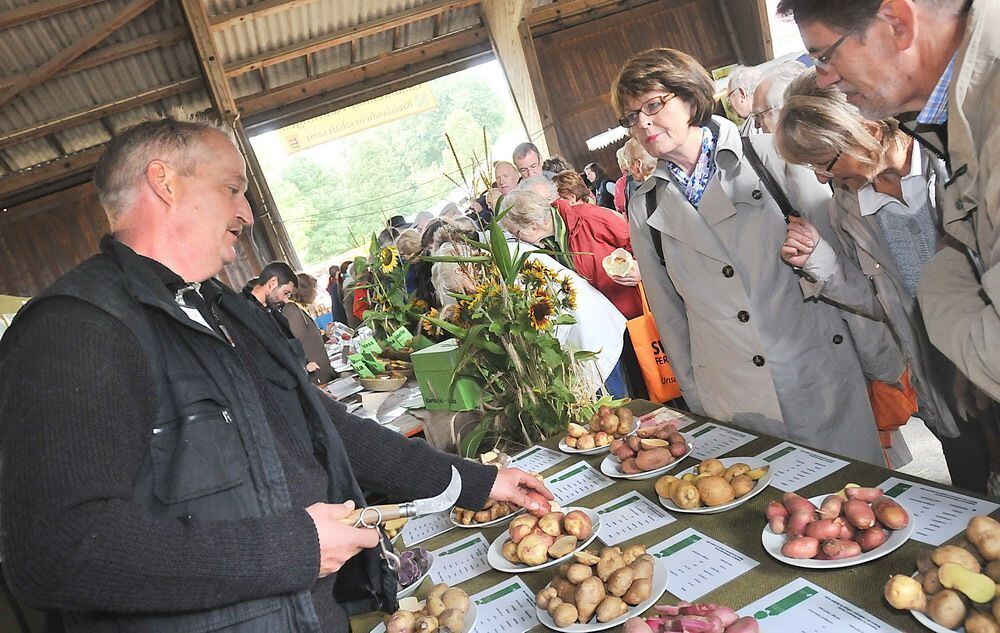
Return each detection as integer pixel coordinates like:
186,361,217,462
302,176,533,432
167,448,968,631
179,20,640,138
0,0,997,630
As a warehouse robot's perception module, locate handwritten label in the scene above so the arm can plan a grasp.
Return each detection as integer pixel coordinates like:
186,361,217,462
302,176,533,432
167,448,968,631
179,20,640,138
386,326,413,350
348,353,375,378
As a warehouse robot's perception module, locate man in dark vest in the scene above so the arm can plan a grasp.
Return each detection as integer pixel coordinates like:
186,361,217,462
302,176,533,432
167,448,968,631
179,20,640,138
0,117,553,633
243,260,298,337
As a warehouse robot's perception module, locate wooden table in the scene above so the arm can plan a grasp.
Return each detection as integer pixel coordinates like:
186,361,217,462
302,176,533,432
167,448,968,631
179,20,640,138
351,401,999,632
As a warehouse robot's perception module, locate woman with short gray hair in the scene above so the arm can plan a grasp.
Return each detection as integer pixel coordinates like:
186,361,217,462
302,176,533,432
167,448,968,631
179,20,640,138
776,69,985,489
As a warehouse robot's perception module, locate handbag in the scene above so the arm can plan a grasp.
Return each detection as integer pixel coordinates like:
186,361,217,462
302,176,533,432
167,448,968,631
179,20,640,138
626,282,683,403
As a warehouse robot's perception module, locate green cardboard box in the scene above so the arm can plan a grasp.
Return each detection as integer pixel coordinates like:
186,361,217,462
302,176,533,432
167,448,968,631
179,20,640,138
410,339,482,411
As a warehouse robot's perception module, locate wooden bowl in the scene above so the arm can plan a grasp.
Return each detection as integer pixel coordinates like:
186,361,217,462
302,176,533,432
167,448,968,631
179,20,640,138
360,373,407,392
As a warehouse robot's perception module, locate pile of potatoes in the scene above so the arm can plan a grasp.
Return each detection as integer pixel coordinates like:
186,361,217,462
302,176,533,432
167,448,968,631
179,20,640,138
564,406,636,450
536,544,656,626
451,499,517,525
768,486,910,560
502,510,594,566
609,422,689,475
385,517,408,541
884,515,1000,632
384,583,470,633
655,459,769,508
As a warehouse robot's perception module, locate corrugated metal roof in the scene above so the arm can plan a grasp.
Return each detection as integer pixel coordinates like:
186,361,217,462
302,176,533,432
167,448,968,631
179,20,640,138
0,0,487,186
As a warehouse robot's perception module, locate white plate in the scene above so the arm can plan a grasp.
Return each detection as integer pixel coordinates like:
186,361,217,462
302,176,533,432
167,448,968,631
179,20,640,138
558,420,640,455
396,551,434,599
909,572,964,632
760,494,915,569
535,557,670,631
450,506,525,529
486,507,601,573
657,457,774,514
372,601,477,633
598,434,694,480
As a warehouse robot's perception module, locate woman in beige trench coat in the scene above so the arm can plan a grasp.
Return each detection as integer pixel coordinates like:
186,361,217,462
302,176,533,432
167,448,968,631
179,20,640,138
613,48,905,466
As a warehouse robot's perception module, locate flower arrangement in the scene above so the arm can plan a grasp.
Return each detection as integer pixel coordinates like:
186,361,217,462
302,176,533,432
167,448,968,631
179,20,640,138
423,216,605,457
356,238,440,345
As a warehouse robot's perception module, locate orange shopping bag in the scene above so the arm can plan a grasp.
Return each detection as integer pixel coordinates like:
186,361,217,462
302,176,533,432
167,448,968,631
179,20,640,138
626,283,682,403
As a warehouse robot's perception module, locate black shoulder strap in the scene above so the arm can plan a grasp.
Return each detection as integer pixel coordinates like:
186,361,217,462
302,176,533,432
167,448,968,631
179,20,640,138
645,185,666,267
741,136,799,219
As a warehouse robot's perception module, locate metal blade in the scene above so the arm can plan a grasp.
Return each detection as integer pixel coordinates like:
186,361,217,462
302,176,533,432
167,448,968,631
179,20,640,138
410,465,463,516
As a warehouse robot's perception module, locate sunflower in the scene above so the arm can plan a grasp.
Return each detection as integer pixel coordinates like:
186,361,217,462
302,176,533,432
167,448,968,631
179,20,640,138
559,276,577,310
529,296,555,330
378,246,399,273
421,307,440,335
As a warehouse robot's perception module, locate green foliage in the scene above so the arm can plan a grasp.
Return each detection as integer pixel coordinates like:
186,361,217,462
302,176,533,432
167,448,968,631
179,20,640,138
262,65,520,268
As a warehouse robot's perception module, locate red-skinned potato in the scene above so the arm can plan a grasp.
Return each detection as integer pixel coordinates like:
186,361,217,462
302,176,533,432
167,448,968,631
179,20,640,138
804,519,842,540
636,448,673,471
856,526,888,552
621,458,642,475
769,515,787,534
786,511,814,538
818,495,843,519
668,442,689,458
526,492,551,518
871,496,909,529
781,536,820,559
782,492,817,516
844,486,884,502
843,499,876,529
821,538,862,559
509,515,538,544
564,510,593,541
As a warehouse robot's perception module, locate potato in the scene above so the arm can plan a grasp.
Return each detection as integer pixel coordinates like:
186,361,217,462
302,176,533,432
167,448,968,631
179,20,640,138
928,589,967,628
939,562,997,603
922,567,943,594
654,475,678,500
636,448,673,471
781,536,820,559
438,608,465,633
538,512,565,537
536,587,558,609
804,519,843,541
546,596,563,618
786,511,814,538
575,576,606,623
596,547,627,581
917,550,937,574
549,535,579,559
627,436,642,452
594,431,611,447
872,496,910,530
621,458,642,474
934,545,983,573
426,596,446,617
552,577,577,604
821,538,862,559
622,578,651,606
606,566,635,597
473,509,491,523
622,543,646,565
966,612,1000,633
509,515,538,544
602,414,620,434
517,533,554,566
730,474,755,498
668,442,690,458
986,561,1000,582
616,407,634,427
884,574,927,610
843,499,876,529
695,476,735,507
386,611,416,633
501,541,521,564
856,526,889,552
671,481,701,509
596,596,629,623
968,516,1000,561
566,563,593,584
442,588,470,615
574,550,600,566
616,418,633,437
427,583,449,602
629,554,654,581
818,494,844,520
567,423,588,438
565,436,578,448
577,434,596,450
698,459,725,476
564,510,594,541
723,462,750,481
552,603,579,628
782,492,818,515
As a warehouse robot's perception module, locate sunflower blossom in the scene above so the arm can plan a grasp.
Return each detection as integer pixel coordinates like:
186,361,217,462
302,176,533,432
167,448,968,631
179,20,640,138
379,246,399,273
529,296,555,329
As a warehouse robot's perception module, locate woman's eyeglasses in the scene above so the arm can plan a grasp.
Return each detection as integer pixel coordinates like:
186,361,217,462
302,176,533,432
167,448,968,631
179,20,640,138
618,93,677,128
807,150,842,178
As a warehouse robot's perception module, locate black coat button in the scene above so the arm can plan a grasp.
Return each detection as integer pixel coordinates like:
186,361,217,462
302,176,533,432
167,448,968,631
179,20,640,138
752,189,763,200
737,310,750,323
722,265,735,278
752,355,765,367
832,334,844,344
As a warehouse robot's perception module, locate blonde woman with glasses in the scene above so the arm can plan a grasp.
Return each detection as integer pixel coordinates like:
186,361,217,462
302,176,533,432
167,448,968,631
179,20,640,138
775,69,991,492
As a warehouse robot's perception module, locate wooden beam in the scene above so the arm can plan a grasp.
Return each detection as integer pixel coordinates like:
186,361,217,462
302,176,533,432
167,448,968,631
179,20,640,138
179,0,237,120
0,0,159,111
392,25,401,50
0,27,185,91
224,0,482,77
210,0,313,32
0,77,201,152
0,0,106,30
237,26,488,116
0,146,104,205
528,0,617,25
180,0,301,269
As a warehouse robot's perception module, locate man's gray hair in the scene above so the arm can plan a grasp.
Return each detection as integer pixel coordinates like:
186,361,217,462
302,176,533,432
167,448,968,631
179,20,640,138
515,175,558,202
94,114,232,223
499,190,553,237
727,65,764,95
761,61,808,110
